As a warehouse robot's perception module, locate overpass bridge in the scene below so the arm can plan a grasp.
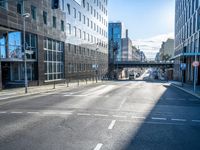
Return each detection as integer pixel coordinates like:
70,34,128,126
113,61,174,68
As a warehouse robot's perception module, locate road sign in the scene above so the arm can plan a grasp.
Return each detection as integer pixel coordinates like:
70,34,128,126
192,61,199,67
180,63,186,70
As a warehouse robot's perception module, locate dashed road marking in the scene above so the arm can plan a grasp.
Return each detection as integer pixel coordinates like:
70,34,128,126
64,94,88,97
0,111,7,114
118,97,127,110
42,112,57,115
27,112,40,114
189,99,199,102
77,113,91,116
132,116,146,119
94,114,108,117
113,115,127,118
58,112,73,115
108,120,116,130
10,112,23,114
192,120,200,123
171,118,186,122
94,143,103,150
152,117,167,121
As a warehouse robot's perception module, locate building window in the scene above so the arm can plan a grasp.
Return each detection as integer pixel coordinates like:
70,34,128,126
78,29,81,38
61,20,64,31
87,2,89,11
83,31,86,40
43,11,47,25
61,0,65,11
31,5,37,20
53,16,56,28
83,15,86,24
73,8,76,18
73,26,77,36
44,38,64,81
67,23,71,34
0,0,7,9
67,3,70,14
17,1,23,14
25,33,37,60
78,11,81,21
87,18,89,26
83,0,85,8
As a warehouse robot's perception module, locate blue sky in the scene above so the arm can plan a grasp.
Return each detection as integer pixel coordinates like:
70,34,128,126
108,0,175,59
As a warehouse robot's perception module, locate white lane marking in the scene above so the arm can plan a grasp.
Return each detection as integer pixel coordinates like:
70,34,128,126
113,115,127,118
177,98,185,101
192,120,200,123
42,112,57,115
10,112,23,114
108,120,116,130
94,114,108,117
94,143,103,150
27,112,39,114
58,112,73,115
118,97,127,110
0,111,7,114
64,95,88,97
77,113,91,116
171,118,186,122
152,117,167,121
189,99,199,101
132,116,146,119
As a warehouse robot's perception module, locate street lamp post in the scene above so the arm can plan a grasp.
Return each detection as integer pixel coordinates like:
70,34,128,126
194,43,198,93
22,11,30,93
95,46,99,83
181,38,185,87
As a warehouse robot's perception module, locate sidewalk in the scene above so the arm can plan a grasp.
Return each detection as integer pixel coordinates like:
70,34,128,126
169,80,200,99
0,80,105,100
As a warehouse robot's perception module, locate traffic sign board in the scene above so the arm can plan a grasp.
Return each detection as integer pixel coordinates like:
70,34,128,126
180,63,186,70
192,61,199,67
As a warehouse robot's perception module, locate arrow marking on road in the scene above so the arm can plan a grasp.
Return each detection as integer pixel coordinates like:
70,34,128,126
94,143,103,150
108,120,116,130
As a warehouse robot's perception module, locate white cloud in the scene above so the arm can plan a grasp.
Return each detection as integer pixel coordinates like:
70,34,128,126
132,33,174,60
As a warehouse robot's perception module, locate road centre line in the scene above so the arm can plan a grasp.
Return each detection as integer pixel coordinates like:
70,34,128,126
113,115,127,118
94,114,108,117
152,117,167,120
58,112,73,115
94,143,103,150
171,118,186,122
77,113,91,116
108,120,116,130
10,112,23,114
27,112,40,114
132,116,146,119
192,120,200,123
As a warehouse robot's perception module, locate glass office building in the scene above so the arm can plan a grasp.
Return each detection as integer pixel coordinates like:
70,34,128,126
0,0,108,89
108,22,126,64
174,0,200,84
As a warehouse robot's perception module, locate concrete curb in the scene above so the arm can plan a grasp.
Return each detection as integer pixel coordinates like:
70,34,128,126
171,83,200,99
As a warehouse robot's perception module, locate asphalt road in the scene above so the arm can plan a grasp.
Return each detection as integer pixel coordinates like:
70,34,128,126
0,79,200,150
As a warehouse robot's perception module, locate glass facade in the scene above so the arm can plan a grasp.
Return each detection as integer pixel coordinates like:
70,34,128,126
0,31,37,83
108,23,124,63
175,0,200,83
44,38,64,81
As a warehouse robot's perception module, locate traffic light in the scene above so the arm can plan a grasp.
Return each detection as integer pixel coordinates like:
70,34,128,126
52,0,59,9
